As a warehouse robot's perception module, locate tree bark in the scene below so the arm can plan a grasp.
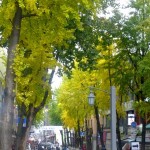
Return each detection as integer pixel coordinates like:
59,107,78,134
85,117,90,150
1,3,22,150
94,105,105,149
140,76,146,150
66,128,70,146
77,119,82,148
116,112,121,150
141,117,146,150
15,68,55,150
60,130,64,147
16,106,34,150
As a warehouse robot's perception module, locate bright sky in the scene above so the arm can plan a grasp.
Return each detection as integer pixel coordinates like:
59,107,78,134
117,0,131,15
51,68,62,90
51,75,62,90
117,0,129,5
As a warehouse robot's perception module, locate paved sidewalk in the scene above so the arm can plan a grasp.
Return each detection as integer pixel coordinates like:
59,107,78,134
69,147,80,150
60,146,80,150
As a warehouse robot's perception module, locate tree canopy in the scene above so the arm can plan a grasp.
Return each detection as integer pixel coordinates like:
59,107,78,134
0,0,102,149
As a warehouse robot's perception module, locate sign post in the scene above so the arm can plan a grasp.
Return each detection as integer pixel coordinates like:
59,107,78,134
130,122,137,140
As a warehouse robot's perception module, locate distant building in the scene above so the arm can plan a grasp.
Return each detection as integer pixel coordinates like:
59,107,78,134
30,125,63,146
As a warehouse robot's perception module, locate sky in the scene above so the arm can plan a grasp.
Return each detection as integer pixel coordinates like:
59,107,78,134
51,68,62,90
51,75,62,90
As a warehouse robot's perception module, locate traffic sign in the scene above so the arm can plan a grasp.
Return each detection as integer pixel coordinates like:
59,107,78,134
131,142,140,150
80,131,85,137
131,122,137,128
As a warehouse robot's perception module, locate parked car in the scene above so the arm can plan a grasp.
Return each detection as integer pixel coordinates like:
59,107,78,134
38,140,55,150
54,141,60,150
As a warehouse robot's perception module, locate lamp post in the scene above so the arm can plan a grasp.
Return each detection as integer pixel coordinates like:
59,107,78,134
88,86,117,150
88,91,95,106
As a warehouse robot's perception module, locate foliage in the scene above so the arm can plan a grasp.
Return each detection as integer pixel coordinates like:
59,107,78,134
57,58,114,128
0,0,102,149
48,100,62,126
0,0,100,46
54,0,150,141
104,0,150,148
13,46,53,108
0,0,102,110
133,100,150,122
138,52,150,97
32,109,44,127
57,68,91,128
112,0,150,102
55,9,102,76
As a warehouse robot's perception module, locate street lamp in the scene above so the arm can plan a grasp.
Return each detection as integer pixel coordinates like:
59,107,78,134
88,91,95,106
88,86,117,150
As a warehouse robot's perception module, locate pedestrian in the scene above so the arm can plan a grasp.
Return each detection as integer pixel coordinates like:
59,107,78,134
82,144,86,150
55,140,60,150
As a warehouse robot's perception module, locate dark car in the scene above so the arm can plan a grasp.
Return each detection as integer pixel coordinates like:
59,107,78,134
38,140,55,150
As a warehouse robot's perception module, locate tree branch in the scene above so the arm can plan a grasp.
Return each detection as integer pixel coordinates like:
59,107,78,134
22,14,37,18
34,67,56,114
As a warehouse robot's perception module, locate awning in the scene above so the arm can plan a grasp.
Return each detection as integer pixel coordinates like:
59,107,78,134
146,123,150,129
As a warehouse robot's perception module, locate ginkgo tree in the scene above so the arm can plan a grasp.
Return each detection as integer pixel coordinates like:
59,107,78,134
57,72,90,128
95,0,150,149
134,51,150,122
109,0,150,149
0,0,101,150
57,67,93,148
96,38,130,148
57,41,131,148
95,42,129,149
57,58,115,148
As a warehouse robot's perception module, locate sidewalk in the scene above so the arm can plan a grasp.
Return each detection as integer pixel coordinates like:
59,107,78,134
60,146,80,150
69,147,81,150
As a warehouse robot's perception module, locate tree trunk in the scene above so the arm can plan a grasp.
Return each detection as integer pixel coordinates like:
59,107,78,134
60,130,64,147
15,69,55,149
16,107,34,150
116,112,121,150
140,76,146,150
94,105,105,149
85,118,90,150
77,119,82,148
1,3,22,150
66,129,70,146
141,117,146,150
17,125,31,150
